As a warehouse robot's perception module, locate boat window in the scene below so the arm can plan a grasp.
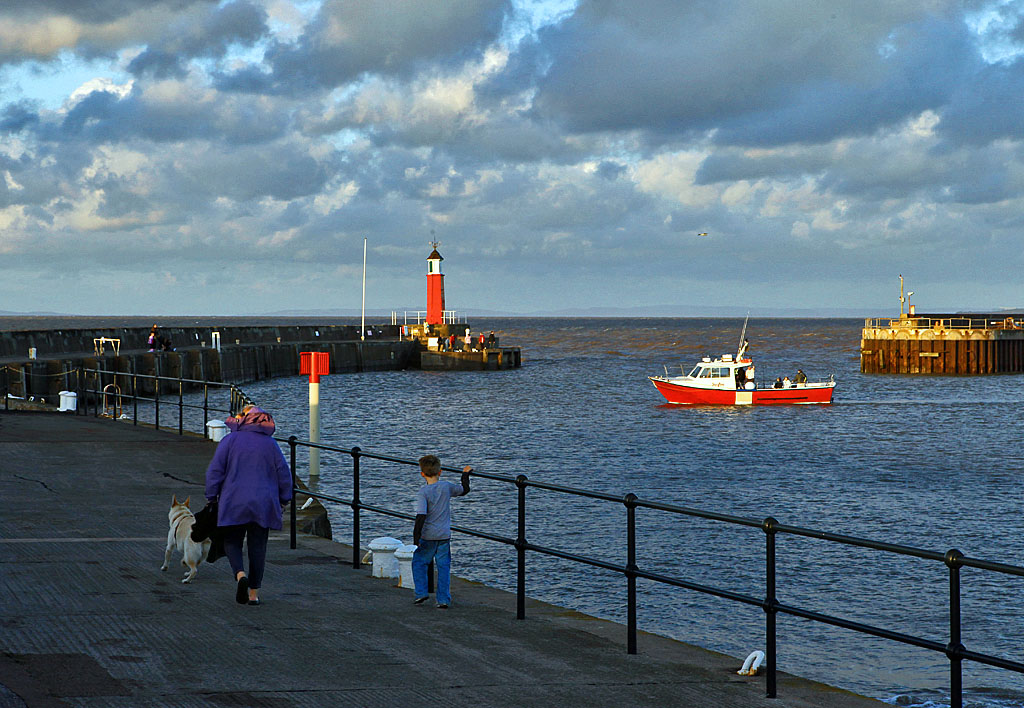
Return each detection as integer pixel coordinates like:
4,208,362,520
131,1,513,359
688,366,703,377
697,366,731,378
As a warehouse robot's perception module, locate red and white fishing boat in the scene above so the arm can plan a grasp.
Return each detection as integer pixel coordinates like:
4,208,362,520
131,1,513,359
649,322,836,405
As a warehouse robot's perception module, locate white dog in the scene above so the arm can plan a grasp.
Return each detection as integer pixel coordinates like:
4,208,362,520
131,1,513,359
161,495,211,583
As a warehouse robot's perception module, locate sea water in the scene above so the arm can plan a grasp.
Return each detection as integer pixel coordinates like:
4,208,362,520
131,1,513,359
205,317,1024,708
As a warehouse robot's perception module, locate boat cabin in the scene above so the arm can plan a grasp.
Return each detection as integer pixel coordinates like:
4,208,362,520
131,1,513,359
687,355,755,389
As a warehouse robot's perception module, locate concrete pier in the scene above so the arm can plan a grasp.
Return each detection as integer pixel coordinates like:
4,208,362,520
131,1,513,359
860,313,1024,374
0,410,882,707
405,322,522,371
0,324,421,403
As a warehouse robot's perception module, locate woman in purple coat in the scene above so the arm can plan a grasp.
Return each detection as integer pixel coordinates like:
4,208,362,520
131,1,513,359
205,406,292,606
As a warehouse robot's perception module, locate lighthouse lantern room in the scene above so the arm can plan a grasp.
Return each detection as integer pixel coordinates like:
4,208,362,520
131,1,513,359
426,241,445,325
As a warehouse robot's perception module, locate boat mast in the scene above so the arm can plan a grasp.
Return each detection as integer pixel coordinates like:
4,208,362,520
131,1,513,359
736,313,749,359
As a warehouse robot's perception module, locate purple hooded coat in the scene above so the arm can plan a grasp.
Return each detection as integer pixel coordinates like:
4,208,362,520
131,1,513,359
205,408,292,529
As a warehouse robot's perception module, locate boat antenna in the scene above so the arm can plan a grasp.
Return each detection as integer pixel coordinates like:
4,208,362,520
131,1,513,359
736,313,750,360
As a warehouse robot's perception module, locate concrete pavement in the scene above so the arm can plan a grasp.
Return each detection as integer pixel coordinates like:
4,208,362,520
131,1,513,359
0,410,883,707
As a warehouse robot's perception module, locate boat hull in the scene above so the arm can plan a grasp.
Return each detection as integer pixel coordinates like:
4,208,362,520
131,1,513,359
649,377,835,405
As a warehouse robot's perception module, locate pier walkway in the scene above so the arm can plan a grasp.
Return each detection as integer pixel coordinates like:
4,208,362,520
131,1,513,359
0,411,882,707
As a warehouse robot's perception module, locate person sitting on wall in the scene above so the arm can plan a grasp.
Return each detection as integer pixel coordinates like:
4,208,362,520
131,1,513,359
487,331,496,349
150,325,175,352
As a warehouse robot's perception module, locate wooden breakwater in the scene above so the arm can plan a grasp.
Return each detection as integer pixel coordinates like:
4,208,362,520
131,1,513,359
1,324,420,402
860,314,1024,374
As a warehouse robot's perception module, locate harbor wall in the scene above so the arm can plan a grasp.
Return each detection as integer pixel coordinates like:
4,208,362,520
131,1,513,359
0,324,398,360
860,314,1024,374
1,325,419,402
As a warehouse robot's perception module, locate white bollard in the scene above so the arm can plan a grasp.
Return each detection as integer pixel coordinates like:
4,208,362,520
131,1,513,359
206,420,228,442
395,544,417,589
368,537,403,578
57,391,77,412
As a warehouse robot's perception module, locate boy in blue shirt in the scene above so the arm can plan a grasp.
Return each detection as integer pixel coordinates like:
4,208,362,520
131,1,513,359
412,455,472,608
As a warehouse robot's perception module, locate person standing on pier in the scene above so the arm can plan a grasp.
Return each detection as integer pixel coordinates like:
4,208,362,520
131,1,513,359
205,405,292,606
412,456,472,608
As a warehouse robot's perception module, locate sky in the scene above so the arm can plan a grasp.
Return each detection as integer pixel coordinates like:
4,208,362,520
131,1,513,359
1,0,1023,316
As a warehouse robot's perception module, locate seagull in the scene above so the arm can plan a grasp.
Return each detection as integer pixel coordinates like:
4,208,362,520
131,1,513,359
697,232,708,237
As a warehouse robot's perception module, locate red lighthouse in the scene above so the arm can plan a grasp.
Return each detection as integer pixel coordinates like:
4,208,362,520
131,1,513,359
425,241,445,325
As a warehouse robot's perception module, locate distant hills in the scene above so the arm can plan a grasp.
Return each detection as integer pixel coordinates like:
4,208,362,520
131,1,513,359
263,305,875,318
4,306,1022,318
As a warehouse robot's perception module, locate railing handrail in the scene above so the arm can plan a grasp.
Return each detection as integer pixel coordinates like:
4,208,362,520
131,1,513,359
72,366,256,436
280,435,1024,708
865,316,1021,331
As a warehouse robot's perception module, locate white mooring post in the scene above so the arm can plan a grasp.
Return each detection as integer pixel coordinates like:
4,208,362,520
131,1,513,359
299,352,330,481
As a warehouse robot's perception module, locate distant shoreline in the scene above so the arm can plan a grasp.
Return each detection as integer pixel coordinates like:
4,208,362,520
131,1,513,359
0,314,872,333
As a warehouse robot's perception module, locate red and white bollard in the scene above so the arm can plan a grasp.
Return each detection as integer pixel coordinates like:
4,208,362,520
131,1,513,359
299,352,330,480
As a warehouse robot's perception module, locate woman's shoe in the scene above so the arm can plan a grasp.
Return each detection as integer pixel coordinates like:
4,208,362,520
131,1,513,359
235,576,249,604
248,598,261,606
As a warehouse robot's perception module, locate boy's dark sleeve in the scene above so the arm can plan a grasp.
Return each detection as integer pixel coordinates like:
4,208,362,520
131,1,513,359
413,514,425,545
461,467,472,496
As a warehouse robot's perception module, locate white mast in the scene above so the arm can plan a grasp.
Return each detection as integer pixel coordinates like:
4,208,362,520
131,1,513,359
361,238,367,341
736,313,750,359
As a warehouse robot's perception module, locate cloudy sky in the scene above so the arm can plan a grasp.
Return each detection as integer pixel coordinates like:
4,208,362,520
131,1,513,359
1,0,1022,316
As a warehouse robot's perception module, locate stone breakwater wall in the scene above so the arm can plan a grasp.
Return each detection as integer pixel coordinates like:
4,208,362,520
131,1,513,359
1,324,420,402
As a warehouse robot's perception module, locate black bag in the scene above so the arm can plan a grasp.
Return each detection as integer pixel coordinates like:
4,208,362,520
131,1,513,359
191,500,225,564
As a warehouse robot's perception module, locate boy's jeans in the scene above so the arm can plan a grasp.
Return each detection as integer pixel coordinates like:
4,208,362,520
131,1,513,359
412,539,451,605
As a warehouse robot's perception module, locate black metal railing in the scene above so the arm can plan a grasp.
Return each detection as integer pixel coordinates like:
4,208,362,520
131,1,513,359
280,435,1024,708
74,366,255,437
6,367,1021,707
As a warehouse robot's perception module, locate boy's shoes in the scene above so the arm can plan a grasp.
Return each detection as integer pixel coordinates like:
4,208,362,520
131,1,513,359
437,603,449,609
413,596,428,605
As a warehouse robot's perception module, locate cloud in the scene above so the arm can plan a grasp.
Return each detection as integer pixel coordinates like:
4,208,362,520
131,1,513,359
524,0,976,147
2,0,1024,314
217,0,511,94
127,1,270,78
0,1,221,64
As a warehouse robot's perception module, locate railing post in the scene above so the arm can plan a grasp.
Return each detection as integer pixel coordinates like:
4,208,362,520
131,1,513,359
154,375,160,431
624,493,639,654
132,361,138,426
351,447,361,568
289,436,298,550
515,474,528,620
3,364,8,412
203,384,209,436
763,516,778,699
177,375,183,435
945,549,964,708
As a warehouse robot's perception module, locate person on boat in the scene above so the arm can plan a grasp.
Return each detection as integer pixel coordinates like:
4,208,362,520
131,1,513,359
782,376,792,388
794,369,807,384
773,377,783,389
